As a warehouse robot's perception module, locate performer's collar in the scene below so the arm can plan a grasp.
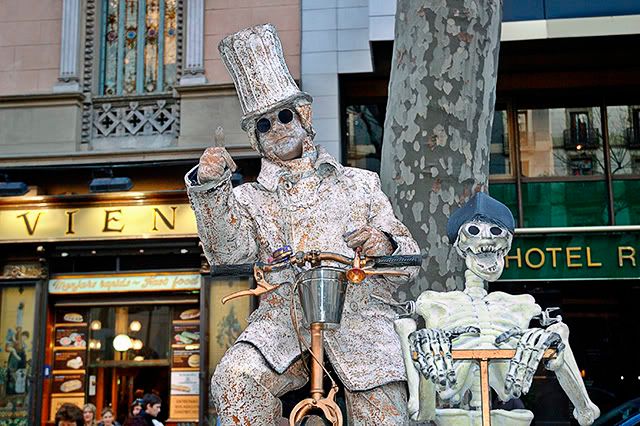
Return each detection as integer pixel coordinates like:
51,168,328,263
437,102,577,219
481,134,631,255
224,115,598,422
257,146,343,192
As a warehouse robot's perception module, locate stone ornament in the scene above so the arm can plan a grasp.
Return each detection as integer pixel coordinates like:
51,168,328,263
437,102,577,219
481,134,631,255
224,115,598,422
394,192,600,425
218,23,312,131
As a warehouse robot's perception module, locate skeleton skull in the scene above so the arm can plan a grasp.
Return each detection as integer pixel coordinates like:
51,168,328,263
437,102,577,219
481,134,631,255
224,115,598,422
455,219,513,281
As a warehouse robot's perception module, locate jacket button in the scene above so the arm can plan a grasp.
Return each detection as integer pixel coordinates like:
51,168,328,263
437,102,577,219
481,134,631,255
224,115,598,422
283,181,292,190
350,302,359,312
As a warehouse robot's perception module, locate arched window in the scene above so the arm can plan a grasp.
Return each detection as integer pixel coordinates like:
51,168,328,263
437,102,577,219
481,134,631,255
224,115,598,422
99,0,178,96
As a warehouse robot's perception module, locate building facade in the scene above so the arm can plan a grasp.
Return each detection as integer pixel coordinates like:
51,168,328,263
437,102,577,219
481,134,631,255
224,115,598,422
0,1,297,424
2,0,640,425
298,0,640,422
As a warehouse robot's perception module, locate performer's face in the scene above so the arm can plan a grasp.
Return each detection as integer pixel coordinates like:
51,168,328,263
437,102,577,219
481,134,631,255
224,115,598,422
256,108,306,161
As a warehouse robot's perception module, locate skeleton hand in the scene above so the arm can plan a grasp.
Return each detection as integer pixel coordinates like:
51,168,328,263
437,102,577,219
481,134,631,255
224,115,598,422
343,226,394,256
409,326,480,390
496,327,565,399
197,127,237,184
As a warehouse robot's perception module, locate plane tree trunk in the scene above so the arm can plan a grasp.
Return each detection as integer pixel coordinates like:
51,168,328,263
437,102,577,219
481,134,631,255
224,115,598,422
381,0,503,296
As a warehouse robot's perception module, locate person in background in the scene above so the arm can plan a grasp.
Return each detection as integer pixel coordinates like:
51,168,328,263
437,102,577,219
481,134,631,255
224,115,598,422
130,399,143,417
83,403,97,426
140,394,162,426
55,403,84,426
98,407,121,426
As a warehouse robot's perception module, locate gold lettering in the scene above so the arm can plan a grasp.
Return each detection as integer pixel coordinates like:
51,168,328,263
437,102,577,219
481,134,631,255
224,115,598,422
152,206,177,231
618,246,636,267
525,248,545,269
103,209,124,233
545,247,561,268
17,211,43,236
566,247,583,268
586,247,602,267
505,248,522,269
65,210,79,235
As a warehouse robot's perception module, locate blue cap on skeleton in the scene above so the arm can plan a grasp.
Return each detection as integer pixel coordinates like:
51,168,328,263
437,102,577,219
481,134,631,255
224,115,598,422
446,192,515,244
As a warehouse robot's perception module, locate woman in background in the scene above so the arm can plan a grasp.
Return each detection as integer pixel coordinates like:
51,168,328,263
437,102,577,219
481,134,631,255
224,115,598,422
82,404,97,426
130,399,143,417
98,407,121,426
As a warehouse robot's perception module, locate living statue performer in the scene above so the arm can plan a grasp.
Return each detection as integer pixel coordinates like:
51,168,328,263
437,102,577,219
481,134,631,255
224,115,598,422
185,24,420,425
394,192,600,425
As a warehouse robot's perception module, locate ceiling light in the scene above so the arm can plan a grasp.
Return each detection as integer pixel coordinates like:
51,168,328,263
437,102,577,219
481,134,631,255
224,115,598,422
129,320,142,332
132,339,143,350
0,181,28,196
112,334,133,352
89,177,133,193
90,320,102,330
180,249,188,254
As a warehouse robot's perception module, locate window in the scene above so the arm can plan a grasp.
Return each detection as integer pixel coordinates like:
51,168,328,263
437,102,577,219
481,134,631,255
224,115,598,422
100,0,178,96
518,107,604,177
206,277,251,423
490,110,512,176
0,285,37,426
607,105,640,224
344,104,385,174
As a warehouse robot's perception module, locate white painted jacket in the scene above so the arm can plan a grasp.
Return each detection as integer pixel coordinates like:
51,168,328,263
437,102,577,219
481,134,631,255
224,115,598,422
185,147,420,391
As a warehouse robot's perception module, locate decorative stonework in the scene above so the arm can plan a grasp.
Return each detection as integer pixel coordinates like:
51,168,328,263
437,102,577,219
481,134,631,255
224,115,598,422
81,0,185,146
180,0,206,85
54,0,82,92
92,98,178,138
1,262,47,279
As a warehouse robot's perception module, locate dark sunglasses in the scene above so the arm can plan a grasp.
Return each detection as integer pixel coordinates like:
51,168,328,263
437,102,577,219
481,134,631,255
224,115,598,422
256,109,294,134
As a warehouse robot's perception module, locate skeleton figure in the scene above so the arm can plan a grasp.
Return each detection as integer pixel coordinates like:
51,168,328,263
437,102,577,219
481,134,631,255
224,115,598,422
185,24,420,425
394,192,600,425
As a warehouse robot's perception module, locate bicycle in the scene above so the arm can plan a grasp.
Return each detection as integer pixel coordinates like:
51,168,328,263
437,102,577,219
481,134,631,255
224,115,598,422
211,246,422,426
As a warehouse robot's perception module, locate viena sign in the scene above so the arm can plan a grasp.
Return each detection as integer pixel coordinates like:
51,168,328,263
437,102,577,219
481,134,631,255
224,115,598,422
500,232,640,281
0,203,197,242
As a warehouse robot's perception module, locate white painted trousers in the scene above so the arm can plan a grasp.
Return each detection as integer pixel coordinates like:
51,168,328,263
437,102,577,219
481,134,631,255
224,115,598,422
212,342,409,425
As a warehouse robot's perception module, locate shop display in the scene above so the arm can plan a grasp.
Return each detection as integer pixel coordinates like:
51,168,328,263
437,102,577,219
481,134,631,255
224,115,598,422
168,305,201,422
52,375,84,394
53,351,86,371
178,308,200,321
50,308,88,421
0,287,36,426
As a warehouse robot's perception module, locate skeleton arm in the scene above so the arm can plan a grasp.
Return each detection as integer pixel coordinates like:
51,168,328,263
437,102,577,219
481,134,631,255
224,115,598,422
545,322,600,426
394,317,436,421
496,321,599,426
185,166,259,265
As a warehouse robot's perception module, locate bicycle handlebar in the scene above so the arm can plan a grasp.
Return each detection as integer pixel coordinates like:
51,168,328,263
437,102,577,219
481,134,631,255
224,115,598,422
210,252,422,277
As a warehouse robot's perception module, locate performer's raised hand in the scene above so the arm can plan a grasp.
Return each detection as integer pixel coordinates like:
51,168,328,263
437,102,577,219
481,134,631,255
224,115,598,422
197,126,237,184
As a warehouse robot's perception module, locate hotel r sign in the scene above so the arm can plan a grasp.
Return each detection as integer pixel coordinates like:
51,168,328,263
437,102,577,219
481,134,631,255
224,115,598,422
0,203,197,242
500,232,640,281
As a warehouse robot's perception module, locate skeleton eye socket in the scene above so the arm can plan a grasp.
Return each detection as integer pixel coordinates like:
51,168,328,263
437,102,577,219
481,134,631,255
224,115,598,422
467,225,480,235
490,226,504,236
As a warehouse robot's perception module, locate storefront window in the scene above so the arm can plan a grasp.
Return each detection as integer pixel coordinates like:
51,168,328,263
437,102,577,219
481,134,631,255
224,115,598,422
607,105,640,225
345,104,385,174
522,181,609,227
607,105,640,176
50,303,201,424
489,182,518,222
490,110,512,176
0,285,36,426
518,107,604,177
206,277,251,424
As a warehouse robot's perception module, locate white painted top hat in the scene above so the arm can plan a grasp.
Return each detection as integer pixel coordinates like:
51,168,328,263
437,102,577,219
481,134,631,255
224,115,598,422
218,24,312,131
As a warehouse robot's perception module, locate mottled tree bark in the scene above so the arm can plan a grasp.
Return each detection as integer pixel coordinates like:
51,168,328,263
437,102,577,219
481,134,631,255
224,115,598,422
381,0,503,296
